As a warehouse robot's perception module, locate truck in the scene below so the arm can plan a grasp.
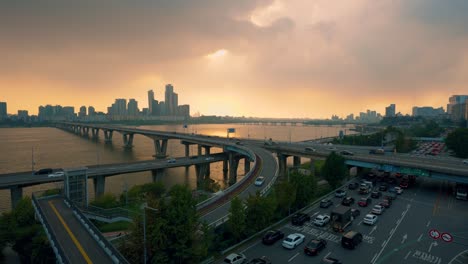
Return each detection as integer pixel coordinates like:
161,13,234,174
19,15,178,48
331,206,353,232
359,181,373,194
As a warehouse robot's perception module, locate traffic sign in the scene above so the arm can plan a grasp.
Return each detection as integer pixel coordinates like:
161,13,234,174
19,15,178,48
429,229,440,240
441,232,453,243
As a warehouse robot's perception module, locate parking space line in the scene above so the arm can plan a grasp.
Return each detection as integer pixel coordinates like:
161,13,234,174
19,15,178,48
288,252,300,262
240,240,260,254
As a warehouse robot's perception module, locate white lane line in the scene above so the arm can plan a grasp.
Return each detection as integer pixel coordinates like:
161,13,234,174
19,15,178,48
417,234,423,242
324,252,331,259
240,240,260,254
426,220,431,227
372,204,411,264
288,252,300,262
311,212,319,217
335,204,340,208
389,228,395,236
369,226,377,235
381,240,387,247
404,251,412,260
371,253,378,263
358,221,362,226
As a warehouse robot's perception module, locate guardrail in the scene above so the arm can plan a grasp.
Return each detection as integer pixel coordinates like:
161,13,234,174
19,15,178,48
32,192,70,264
80,205,138,223
63,197,130,264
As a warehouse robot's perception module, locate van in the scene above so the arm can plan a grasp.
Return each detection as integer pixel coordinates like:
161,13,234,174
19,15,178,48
341,231,363,249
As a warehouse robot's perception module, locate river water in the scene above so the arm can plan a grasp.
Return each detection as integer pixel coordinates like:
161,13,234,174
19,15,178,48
0,123,354,212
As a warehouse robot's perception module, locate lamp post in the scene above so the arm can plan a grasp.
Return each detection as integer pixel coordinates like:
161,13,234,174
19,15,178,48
143,204,158,264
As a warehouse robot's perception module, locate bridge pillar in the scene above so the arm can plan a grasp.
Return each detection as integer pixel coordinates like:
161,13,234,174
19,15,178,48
203,146,211,155
153,139,168,159
184,144,190,157
223,159,228,180
293,156,301,168
91,128,99,138
244,158,251,174
197,145,203,156
151,169,165,182
122,133,134,148
203,146,212,177
195,164,209,189
83,127,90,137
10,186,23,209
93,175,105,198
228,153,240,185
277,154,288,178
104,130,114,143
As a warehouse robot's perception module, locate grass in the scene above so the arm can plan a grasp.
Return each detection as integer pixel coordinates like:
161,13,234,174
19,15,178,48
92,220,131,233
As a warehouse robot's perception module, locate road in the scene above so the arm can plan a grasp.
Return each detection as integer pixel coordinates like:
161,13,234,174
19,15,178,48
239,177,468,264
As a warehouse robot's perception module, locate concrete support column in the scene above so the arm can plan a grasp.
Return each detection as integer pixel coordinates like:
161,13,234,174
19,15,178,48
10,186,23,209
92,128,99,138
277,154,288,178
293,156,301,168
197,145,202,156
195,164,209,189
184,144,190,157
203,146,211,155
104,130,114,143
153,139,168,159
223,160,229,180
228,153,240,185
151,169,165,182
244,158,251,174
123,133,134,148
203,146,212,177
83,127,90,136
93,175,105,198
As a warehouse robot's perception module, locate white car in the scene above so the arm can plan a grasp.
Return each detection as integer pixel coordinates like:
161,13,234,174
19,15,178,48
363,214,378,225
394,186,403,194
335,189,347,198
314,214,331,227
282,233,305,249
463,159,468,165
371,205,385,215
48,171,64,178
255,176,266,186
223,253,246,264
167,158,176,163
205,157,214,161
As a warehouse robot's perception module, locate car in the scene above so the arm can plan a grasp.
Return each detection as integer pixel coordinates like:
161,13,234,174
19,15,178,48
305,147,316,152
262,230,284,245
321,256,343,264
341,231,363,249
335,189,347,198
387,177,397,184
254,176,266,186
385,193,397,201
463,159,468,165
247,256,271,264
348,182,359,190
167,158,176,163
48,171,64,178
351,208,360,217
371,191,382,198
291,213,310,226
363,214,378,225
34,168,53,175
393,186,403,194
379,184,388,191
394,173,402,178
371,205,385,215
340,150,354,156
379,199,392,208
400,181,409,189
304,238,327,256
358,197,371,207
320,199,333,208
282,233,305,249
341,196,355,206
224,253,247,264
328,147,337,151
205,157,214,161
313,214,331,227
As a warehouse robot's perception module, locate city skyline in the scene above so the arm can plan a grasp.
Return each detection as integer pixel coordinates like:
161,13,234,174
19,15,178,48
1,1,468,118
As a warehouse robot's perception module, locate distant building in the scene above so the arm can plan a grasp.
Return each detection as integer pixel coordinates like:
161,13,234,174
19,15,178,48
412,106,445,117
127,99,139,116
0,102,6,120
165,84,175,116
79,106,87,118
17,110,28,122
38,105,75,120
385,104,396,117
148,90,155,115
345,114,354,121
88,106,96,116
447,95,468,114
178,104,190,118
451,100,468,122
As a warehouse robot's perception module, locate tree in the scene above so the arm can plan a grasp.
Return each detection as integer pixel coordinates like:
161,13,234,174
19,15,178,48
275,180,296,216
245,192,276,233
228,197,246,241
321,152,347,189
90,193,120,208
289,171,317,210
446,128,468,158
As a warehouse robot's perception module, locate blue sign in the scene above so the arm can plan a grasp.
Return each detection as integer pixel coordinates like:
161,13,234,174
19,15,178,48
227,128,236,133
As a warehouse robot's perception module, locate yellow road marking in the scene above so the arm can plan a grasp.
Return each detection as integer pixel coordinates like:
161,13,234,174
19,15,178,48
48,201,93,264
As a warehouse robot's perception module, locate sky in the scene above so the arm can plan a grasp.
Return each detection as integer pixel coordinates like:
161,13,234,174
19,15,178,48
1,0,468,118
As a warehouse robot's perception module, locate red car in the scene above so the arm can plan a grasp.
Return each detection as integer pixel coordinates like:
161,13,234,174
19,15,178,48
379,199,392,208
400,181,409,189
358,198,371,207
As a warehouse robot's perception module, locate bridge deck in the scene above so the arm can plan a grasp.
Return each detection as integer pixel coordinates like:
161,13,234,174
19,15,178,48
38,197,114,264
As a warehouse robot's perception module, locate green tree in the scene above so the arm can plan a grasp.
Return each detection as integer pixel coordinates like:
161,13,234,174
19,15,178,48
90,193,120,208
275,180,296,216
321,152,347,189
446,128,468,158
289,171,317,210
245,192,276,233
228,197,246,241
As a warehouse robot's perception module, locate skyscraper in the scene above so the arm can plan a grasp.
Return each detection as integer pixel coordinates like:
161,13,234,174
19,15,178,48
88,106,96,116
385,104,396,117
148,90,155,115
79,106,87,117
165,84,174,116
0,102,6,120
127,99,139,116
447,95,468,115
115,99,127,116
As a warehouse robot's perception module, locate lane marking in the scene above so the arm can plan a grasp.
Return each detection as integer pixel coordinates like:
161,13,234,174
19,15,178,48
324,252,331,259
240,240,260,254
288,252,300,262
426,221,431,227
417,234,423,242
48,201,93,264
404,251,412,260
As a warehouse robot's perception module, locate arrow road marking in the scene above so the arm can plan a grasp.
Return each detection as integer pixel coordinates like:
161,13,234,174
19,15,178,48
369,226,377,235
426,220,431,227
401,234,408,244
428,241,438,253
417,234,423,242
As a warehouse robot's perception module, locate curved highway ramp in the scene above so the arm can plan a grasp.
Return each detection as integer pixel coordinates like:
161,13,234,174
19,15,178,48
32,194,128,264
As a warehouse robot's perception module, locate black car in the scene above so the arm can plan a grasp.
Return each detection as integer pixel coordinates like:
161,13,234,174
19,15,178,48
320,199,333,208
371,191,382,198
291,213,311,226
321,257,342,264
262,230,284,245
304,238,327,256
341,196,355,206
248,256,272,264
379,184,388,191
348,182,359,190
34,168,53,175
341,231,363,249
351,208,360,217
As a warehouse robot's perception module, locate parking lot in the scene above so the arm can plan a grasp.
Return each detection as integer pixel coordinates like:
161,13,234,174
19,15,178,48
237,176,468,264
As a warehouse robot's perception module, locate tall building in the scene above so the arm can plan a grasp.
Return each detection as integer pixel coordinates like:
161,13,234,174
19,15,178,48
115,99,127,116
79,106,87,118
385,104,396,117
165,84,175,116
148,90,155,115
178,104,190,118
0,102,6,120
447,95,468,114
127,99,139,116
17,110,28,122
412,106,445,117
88,106,96,116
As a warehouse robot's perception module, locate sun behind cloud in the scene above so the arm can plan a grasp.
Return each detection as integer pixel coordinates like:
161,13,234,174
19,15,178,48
205,49,228,60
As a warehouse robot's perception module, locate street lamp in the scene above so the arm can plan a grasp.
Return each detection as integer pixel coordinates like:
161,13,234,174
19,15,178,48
143,204,158,264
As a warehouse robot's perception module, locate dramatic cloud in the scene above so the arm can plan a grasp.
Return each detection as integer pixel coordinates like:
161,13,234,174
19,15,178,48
1,0,467,117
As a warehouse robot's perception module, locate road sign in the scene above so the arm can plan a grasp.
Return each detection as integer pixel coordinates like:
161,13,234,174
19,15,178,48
429,229,440,240
441,232,453,243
